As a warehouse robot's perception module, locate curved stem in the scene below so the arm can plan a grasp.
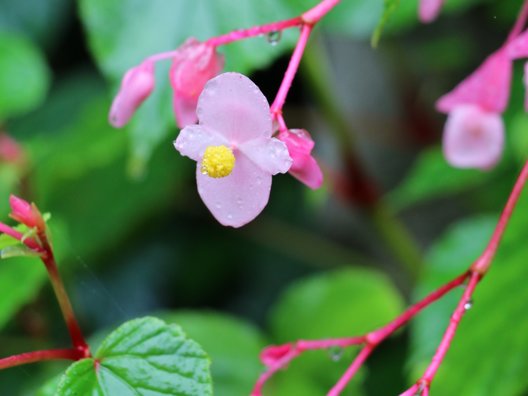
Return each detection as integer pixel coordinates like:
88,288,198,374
327,345,373,396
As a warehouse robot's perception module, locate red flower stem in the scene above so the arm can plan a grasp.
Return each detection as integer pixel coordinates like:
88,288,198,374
206,17,303,47
327,345,374,396
0,348,85,370
0,222,43,252
270,24,313,119
507,0,528,42
302,0,341,24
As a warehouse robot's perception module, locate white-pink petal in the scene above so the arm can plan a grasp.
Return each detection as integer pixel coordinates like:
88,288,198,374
197,73,272,143
436,52,512,114
174,125,228,162
443,105,504,170
239,137,292,175
196,152,272,228
419,0,445,23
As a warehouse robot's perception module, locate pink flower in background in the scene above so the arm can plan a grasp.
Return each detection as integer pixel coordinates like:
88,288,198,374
443,105,504,170
109,61,155,128
174,72,292,227
419,0,445,23
170,38,224,128
278,129,323,189
437,51,512,170
0,133,24,164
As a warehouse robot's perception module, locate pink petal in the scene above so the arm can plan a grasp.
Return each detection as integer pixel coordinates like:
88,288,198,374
197,73,272,143
170,38,224,129
109,62,155,128
443,105,504,170
174,125,228,162
239,137,292,175
290,156,323,189
278,129,323,189
436,52,512,114
196,152,272,228
419,0,445,23
506,29,528,60
173,93,199,128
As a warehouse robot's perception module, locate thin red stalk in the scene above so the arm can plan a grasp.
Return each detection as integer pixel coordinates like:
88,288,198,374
507,0,528,42
0,222,43,252
302,0,341,24
327,345,373,396
0,348,84,370
252,349,301,396
271,24,312,117
207,17,302,47
472,161,528,274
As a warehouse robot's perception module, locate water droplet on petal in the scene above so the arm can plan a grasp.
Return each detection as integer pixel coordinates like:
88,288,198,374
267,31,282,46
256,176,263,185
464,299,473,311
215,201,222,209
328,346,344,362
227,213,233,220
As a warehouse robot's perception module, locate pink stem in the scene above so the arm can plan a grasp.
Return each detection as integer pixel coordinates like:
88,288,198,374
507,0,528,42
302,0,341,24
271,24,313,117
0,348,85,370
472,161,528,274
421,271,480,386
327,345,374,396
207,17,302,47
0,222,43,252
399,384,420,396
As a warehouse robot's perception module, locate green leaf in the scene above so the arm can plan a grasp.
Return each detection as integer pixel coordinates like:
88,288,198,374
163,311,267,396
371,0,400,47
57,317,212,396
0,245,41,259
268,268,404,394
409,186,528,395
0,31,50,120
387,147,498,210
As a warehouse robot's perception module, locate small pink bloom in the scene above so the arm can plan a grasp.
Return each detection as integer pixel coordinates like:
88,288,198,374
9,195,45,230
0,133,24,163
174,72,292,228
278,129,323,189
260,344,293,367
169,38,224,128
419,0,445,23
436,51,512,114
443,105,504,170
109,62,155,128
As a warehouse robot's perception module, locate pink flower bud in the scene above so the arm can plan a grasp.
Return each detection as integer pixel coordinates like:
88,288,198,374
9,195,45,230
419,0,445,23
278,129,323,189
260,344,293,367
109,62,155,128
443,105,504,170
170,38,224,128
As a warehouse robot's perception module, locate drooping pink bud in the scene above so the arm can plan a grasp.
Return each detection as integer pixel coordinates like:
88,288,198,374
109,61,155,128
419,0,445,23
443,105,504,170
169,38,224,128
436,51,512,114
278,129,323,189
260,344,294,367
9,195,45,230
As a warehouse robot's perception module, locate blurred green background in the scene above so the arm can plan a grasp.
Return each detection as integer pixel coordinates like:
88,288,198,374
1,0,528,394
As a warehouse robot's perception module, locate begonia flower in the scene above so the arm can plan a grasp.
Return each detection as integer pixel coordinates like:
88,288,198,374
443,105,504,170
278,129,323,189
419,0,445,23
436,51,511,170
109,61,155,128
169,38,224,128
174,72,292,228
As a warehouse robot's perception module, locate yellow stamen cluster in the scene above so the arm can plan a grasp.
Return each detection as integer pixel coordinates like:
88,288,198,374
201,145,236,178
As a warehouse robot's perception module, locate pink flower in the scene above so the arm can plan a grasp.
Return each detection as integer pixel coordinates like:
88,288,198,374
278,129,323,189
169,38,224,128
174,72,292,228
419,0,445,23
0,133,24,164
109,61,155,128
443,105,504,170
